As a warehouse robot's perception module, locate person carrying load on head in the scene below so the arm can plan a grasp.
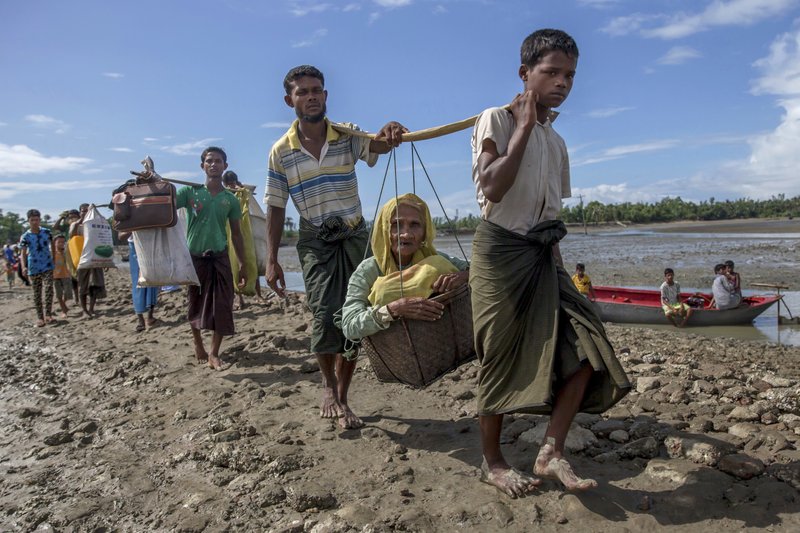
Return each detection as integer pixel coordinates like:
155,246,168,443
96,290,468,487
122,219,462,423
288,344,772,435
470,29,631,498
175,146,248,371
339,193,469,344
264,65,407,430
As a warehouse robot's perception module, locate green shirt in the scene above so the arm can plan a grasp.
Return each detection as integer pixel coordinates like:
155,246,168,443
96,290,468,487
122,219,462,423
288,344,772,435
176,185,242,255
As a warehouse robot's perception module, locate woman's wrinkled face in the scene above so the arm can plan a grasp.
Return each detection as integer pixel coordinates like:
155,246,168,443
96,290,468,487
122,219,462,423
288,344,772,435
390,203,425,265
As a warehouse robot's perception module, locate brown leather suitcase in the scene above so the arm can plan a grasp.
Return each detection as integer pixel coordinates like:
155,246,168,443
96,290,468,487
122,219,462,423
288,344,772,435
112,179,177,231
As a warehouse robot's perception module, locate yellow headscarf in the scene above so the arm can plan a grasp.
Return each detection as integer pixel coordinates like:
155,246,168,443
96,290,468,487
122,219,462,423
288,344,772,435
368,193,458,306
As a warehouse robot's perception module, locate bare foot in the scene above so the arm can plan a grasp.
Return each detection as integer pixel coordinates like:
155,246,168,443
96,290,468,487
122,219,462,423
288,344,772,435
146,318,158,327
534,437,597,491
337,404,364,429
35,319,45,328
319,387,340,419
45,315,54,324
480,460,540,498
60,312,68,319
194,344,209,362
207,354,230,371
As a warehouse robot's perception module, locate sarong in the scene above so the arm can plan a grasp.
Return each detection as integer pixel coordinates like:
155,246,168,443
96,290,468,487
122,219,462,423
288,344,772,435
77,268,106,299
188,251,235,336
470,219,631,416
129,241,158,314
298,217,368,354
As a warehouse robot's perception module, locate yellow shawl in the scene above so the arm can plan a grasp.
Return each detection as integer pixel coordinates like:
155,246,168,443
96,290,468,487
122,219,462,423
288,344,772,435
368,193,458,306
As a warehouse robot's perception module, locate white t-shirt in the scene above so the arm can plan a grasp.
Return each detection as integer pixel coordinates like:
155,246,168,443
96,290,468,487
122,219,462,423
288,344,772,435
660,281,680,305
471,107,571,235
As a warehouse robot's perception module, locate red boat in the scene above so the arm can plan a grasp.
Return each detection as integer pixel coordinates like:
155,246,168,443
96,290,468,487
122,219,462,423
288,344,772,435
591,286,781,326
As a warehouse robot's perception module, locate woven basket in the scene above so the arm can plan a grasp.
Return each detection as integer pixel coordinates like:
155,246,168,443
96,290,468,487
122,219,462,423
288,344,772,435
361,284,476,388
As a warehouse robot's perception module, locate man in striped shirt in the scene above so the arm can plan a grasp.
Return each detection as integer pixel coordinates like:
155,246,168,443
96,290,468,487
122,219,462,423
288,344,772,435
265,65,405,429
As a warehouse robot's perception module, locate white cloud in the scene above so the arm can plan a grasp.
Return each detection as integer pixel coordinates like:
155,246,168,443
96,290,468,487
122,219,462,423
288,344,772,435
565,183,663,205
657,45,702,65
586,106,635,118
289,2,332,16
577,0,622,8
0,179,118,201
0,122,7,127
260,121,292,129
343,3,360,11
433,4,447,14
102,72,124,79
605,0,800,39
291,28,328,48
368,11,381,24
143,137,159,142
0,144,92,176
573,139,679,166
161,138,223,156
373,0,413,7
109,147,133,153
24,114,70,134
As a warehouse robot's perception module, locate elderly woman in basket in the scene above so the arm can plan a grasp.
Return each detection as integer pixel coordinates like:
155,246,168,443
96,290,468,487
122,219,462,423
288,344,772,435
340,193,470,345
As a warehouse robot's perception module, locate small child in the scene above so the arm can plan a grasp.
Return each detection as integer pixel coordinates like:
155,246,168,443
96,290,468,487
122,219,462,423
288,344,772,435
724,260,742,298
51,234,72,318
660,268,692,327
4,258,14,289
571,263,596,300
19,209,55,326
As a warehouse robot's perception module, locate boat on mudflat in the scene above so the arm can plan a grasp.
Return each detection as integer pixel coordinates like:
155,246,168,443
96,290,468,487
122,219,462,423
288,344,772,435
592,285,781,326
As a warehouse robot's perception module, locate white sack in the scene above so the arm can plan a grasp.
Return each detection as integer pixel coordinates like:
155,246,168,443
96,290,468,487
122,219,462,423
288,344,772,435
133,208,199,287
249,199,268,275
78,205,117,269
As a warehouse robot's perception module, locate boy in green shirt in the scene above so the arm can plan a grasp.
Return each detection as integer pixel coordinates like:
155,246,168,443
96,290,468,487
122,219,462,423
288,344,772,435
175,146,247,370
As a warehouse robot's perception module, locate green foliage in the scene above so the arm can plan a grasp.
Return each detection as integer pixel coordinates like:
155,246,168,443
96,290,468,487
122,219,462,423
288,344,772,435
0,209,27,244
558,195,800,226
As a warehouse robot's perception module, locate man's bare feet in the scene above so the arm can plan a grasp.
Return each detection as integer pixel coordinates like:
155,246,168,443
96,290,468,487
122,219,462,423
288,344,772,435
207,354,230,371
480,459,540,498
319,387,340,419
193,344,209,362
35,319,45,327
45,315,54,324
534,437,597,491
60,312,68,319
337,404,364,429
146,317,158,327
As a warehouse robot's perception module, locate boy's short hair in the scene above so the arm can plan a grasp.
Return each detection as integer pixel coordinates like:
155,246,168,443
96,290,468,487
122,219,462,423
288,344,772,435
79,203,89,210
53,233,66,242
201,146,227,164
714,263,725,274
222,170,239,184
68,209,80,217
26,209,41,220
284,65,325,95
724,260,735,269
664,268,674,276
576,263,585,270
521,29,579,67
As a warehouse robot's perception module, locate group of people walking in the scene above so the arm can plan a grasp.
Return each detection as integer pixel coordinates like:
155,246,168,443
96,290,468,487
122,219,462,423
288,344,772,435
11,29,633,498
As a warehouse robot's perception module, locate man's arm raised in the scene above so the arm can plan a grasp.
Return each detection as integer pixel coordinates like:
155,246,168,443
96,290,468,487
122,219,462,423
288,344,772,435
477,91,539,203
266,205,286,298
369,121,408,154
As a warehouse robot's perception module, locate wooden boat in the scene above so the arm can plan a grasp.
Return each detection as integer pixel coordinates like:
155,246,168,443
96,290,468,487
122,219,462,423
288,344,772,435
591,286,781,326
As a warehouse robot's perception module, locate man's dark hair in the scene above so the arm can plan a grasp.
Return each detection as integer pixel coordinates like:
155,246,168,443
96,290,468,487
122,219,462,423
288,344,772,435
724,260,735,269
576,263,585,270
521,29,579,67
284,65,325,95
26,209,41,219
79,203,89,210
714,263,725,274
222,170,238,184
201,146,227,164
664,268,674,276
68,209,80,217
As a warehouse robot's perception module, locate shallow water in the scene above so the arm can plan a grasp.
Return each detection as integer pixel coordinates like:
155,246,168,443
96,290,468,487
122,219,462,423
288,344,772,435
275,227,800,346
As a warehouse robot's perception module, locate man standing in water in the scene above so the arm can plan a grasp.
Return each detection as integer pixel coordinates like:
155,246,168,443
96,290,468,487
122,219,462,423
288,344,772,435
265,65,406,429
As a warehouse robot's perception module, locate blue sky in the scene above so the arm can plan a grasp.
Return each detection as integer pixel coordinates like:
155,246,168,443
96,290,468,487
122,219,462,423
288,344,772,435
2,0,800,222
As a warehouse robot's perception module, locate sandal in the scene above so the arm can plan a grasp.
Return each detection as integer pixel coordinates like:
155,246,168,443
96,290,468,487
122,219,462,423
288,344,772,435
136,322,146,332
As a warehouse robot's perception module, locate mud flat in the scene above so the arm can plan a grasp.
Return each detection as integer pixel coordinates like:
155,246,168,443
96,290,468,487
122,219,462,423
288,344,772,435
1,269,799,531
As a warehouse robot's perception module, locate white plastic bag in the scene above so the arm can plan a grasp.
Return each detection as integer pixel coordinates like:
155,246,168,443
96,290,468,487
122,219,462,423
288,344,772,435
133,208,199,286
249,198,268,275
78,205,116,269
